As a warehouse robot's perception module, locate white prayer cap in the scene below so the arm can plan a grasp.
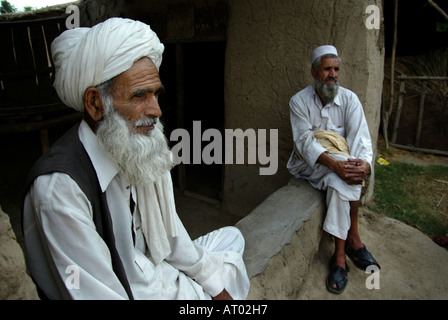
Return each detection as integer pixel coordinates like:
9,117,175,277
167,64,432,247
51,17,164,112
310,45,338,65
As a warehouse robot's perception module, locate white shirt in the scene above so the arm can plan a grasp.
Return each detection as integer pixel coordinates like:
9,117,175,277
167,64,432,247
287,84,373,170
286,85,373,200
23,121,230,300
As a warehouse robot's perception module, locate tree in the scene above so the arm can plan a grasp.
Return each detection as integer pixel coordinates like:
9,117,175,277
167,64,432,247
427,0,448,22
0,0,17,14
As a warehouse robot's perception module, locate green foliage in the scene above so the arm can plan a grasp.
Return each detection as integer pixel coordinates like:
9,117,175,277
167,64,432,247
371,162,448,237
0,0,17,14
436,22,448,33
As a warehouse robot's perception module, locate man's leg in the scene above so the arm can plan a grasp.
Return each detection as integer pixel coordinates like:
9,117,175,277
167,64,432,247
325,189,365,293
324,187,351,242
193,226,245,254
193,226,250,300
333,201,364,268
345,200,381,270
333,238,346,268
325,187,350,293
325,187,380,293
347,201,364,250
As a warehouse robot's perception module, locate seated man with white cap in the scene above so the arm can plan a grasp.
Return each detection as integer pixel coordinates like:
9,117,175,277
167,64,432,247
287,45,380,294
22,17,249,300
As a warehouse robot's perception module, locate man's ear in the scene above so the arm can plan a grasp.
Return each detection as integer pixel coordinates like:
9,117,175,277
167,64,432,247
311,67,317,79
84,87,104,121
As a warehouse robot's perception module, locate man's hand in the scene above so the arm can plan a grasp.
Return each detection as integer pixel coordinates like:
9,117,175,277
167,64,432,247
212,289,233,300
343,158,370,185
318,153,370,185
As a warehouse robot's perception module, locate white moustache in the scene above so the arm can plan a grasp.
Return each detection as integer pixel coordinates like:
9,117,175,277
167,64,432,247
135,117,159,127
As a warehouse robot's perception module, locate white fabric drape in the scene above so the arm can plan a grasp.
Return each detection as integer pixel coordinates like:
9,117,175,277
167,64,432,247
51,17,164,112
136,172,179,265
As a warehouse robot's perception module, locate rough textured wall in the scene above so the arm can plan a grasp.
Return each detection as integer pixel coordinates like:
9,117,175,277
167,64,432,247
77,0,384,216
79,0,125,26
0,207,39,300
224,0,384,216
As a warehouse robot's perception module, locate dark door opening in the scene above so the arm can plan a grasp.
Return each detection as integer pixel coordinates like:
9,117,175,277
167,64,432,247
159,41,226,201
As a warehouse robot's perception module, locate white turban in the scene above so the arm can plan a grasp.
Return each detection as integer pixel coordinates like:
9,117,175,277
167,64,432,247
52,17,164,112
310,45,338,65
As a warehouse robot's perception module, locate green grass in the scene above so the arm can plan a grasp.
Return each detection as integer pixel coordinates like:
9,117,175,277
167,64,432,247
371,162,448,237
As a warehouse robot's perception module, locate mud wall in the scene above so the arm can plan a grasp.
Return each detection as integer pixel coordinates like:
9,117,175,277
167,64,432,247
80,0,385,217
4,0,383,217
223,0,384,215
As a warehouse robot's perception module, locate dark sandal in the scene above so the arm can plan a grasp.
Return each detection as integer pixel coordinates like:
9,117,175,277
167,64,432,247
345,244,381,271
326,265,348,294
433,235,448,247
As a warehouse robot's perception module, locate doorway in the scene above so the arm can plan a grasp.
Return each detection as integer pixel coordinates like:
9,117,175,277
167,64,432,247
159,41,226,201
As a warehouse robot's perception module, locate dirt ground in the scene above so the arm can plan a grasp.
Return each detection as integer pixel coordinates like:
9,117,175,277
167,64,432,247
2,134,447,300
179,190,448,300
295,207,448,299
385,146,448,167
292,147,448,299
180,145,448,300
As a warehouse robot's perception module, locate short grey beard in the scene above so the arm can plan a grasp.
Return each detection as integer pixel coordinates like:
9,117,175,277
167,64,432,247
96,100,174,186
314,78,339,104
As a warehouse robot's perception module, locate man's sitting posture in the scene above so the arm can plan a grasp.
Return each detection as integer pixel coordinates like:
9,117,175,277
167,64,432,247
23,18,249,300
287,45,380,294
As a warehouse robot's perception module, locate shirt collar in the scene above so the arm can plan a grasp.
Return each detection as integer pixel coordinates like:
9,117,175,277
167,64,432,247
78,120,119,192
333,92,342,106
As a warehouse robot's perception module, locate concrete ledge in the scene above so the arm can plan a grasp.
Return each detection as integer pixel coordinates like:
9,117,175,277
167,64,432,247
235,178,326,298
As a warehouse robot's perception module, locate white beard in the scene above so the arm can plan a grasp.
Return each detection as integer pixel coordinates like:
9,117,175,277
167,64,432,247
96,106,174,186
315,78,339,104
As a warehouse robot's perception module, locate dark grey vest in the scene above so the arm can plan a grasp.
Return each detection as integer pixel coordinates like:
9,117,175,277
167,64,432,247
23,123,134,299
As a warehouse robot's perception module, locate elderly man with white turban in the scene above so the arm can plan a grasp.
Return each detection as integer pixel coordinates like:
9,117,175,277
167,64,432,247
22,18,249,300
287,45,380,294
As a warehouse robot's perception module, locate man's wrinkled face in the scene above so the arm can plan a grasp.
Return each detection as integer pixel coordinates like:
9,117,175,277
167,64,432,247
312,57,340,103
312,57,340,86
95,57,173,184
112,57,164,136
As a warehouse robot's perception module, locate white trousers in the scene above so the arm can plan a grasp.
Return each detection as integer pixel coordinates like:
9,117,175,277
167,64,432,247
323,187,352,240
289,153,362,240
193,226,250,300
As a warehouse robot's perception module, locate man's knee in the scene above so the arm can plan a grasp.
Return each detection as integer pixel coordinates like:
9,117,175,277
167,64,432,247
195,226,245,254
222,226,245,254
